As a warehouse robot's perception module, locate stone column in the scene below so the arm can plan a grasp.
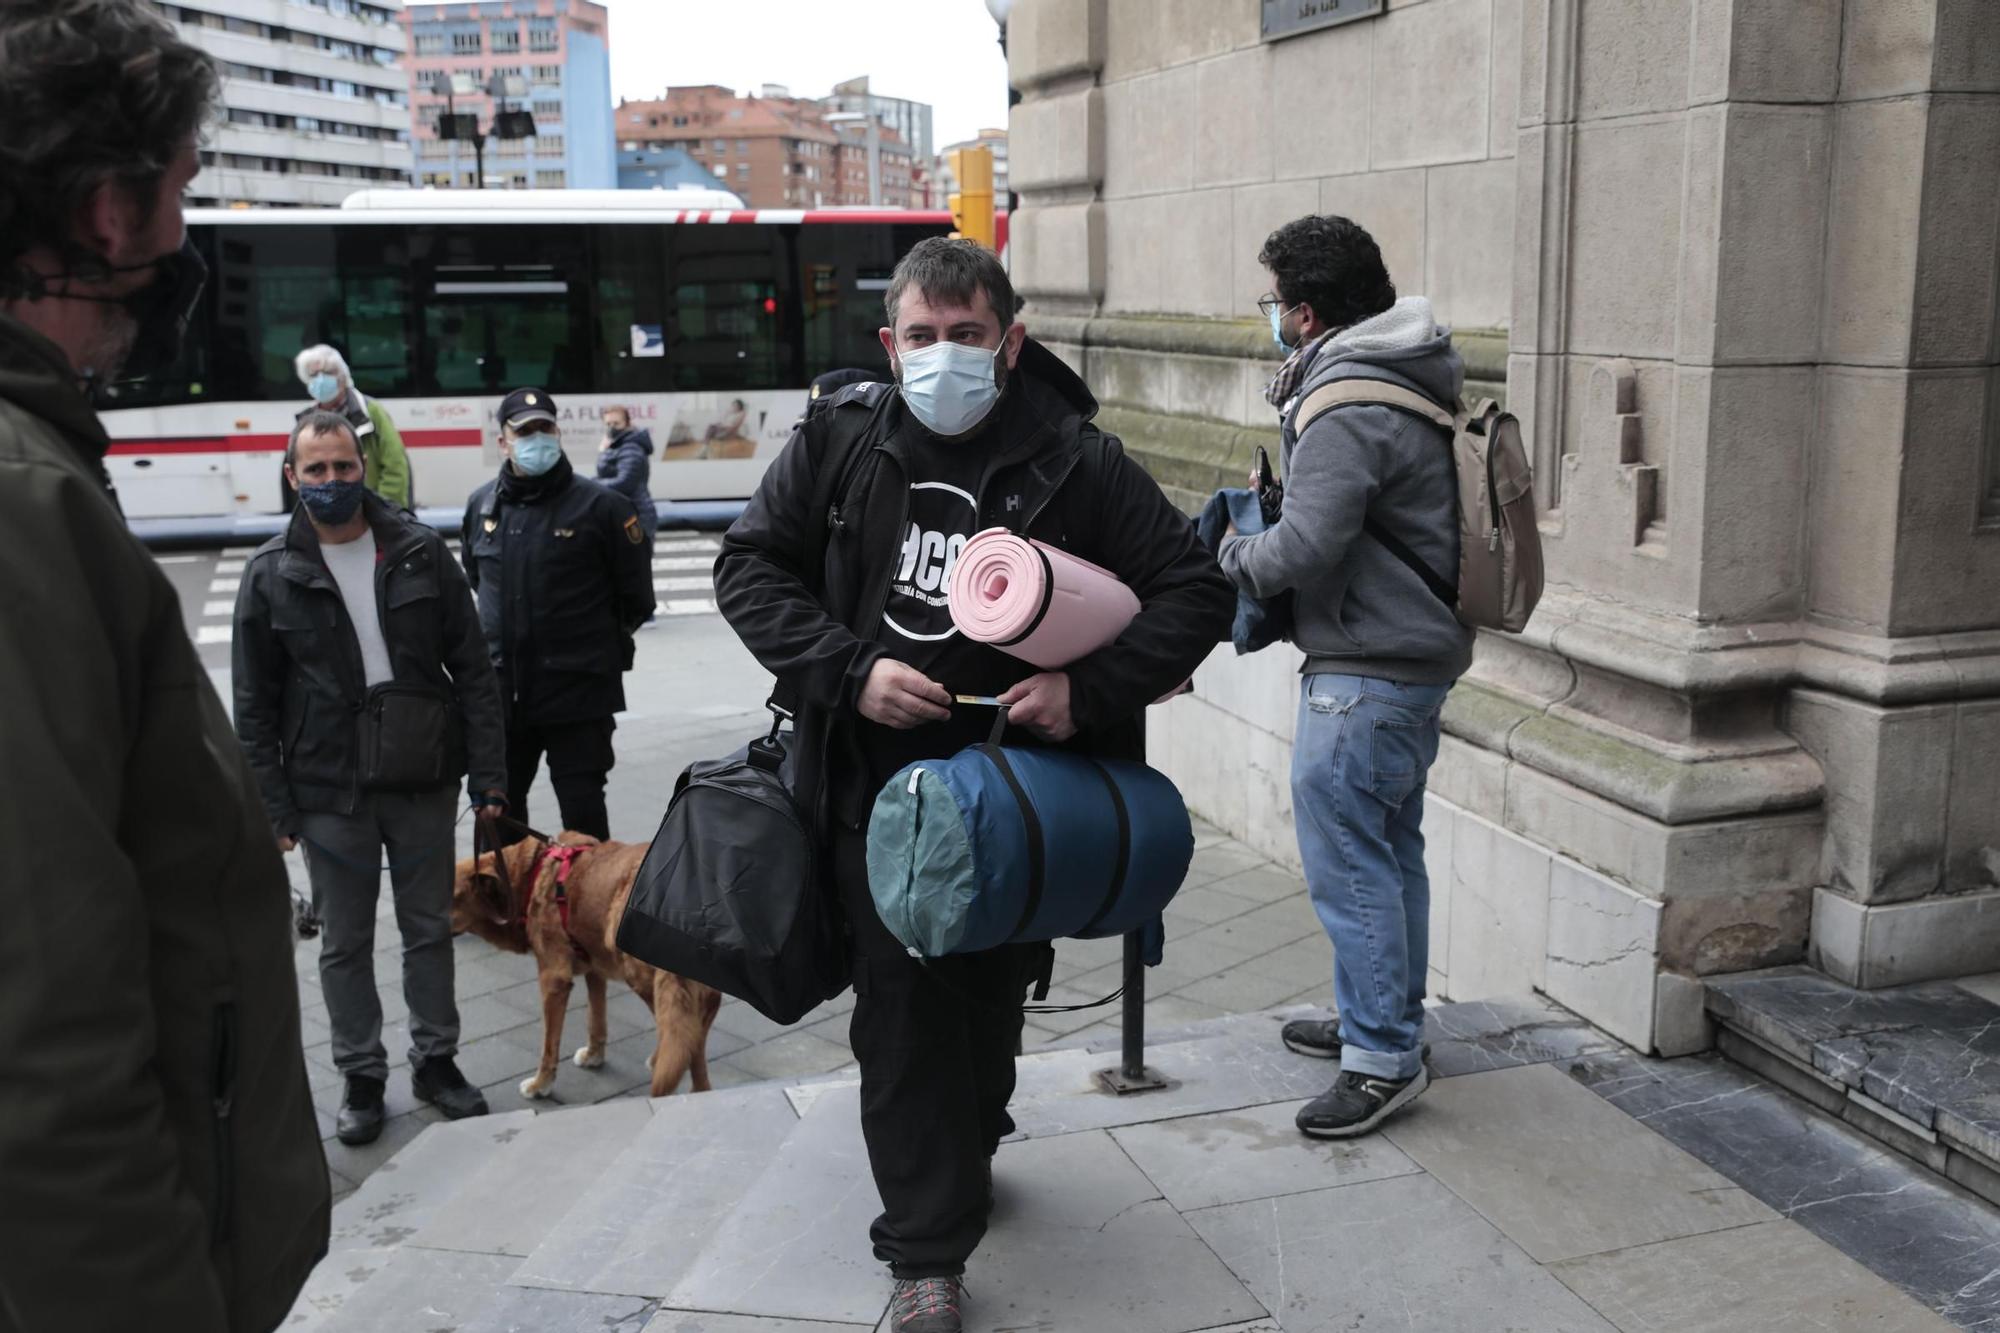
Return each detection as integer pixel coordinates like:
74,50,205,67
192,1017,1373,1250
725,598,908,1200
1464,0,2000,1050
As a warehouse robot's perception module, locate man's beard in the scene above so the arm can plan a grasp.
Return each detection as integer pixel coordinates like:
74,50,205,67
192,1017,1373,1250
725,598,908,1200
76,305,138,385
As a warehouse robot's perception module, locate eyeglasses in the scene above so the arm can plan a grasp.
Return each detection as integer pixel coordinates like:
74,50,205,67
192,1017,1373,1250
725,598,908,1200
1256,293,1295,320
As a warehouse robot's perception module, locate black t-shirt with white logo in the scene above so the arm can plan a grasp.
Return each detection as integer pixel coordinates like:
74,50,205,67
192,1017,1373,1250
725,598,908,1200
860,406,1032,783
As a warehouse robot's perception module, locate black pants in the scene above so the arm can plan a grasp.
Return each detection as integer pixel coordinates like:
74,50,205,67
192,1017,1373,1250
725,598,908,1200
504,712,615,841
834,827,1047,1279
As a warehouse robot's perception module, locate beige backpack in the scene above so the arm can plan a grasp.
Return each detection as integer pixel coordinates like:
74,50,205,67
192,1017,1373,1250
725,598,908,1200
1295,381,1543,634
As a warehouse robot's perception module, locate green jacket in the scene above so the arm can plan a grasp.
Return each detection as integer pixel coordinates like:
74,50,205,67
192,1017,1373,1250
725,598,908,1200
361,395,412,508
0,313,329,1331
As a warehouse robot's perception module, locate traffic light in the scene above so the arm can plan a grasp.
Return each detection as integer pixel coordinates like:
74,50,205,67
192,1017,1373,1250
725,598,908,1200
947,146,996,251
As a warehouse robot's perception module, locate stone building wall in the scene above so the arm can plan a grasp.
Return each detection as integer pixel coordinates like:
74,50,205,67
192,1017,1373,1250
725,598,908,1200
1006,0,2000,1055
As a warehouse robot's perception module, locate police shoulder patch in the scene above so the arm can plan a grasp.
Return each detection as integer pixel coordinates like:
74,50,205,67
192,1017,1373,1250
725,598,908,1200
624,515,644,544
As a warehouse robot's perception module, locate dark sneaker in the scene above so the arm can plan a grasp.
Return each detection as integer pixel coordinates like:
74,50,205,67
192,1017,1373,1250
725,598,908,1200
1296,1067,1430,1139
1282,1017,1342,1059
1282,1018,1433,1065
411,1057,489,1120
889,1276,965,1333
335,1075,385,1146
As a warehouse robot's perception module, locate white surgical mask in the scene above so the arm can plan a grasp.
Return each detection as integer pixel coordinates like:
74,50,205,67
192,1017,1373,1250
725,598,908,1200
896,341,1005,437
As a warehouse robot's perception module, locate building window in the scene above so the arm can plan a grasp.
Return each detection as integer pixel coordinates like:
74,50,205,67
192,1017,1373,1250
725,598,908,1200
489,23,521,52
532,64,562,86
451,29,481,54
535,168,565,187
713,139,727,152
536,134,564,153
529,19,559,51
736,140,748,154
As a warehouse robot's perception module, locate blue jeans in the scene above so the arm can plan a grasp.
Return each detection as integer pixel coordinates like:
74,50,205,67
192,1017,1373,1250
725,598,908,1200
1292,672,1449,1081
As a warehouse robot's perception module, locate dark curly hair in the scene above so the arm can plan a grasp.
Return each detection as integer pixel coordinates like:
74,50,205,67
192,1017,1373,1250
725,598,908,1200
0,0,217,284
1257,215,1397,332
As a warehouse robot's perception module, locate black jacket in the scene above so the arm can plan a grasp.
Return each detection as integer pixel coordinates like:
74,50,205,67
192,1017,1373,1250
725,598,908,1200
716,337,1234,829
461,455,657,723
234,492,508,830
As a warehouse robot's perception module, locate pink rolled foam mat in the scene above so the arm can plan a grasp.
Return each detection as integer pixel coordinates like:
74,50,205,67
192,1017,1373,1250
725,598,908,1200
950,528,1141,669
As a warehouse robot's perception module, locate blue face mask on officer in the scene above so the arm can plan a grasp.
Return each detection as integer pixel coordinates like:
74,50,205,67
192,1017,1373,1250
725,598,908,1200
509,424,563,476
896,340,1008,438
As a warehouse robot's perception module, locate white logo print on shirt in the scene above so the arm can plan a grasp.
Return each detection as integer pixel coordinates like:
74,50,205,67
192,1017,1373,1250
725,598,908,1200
884,481,976,643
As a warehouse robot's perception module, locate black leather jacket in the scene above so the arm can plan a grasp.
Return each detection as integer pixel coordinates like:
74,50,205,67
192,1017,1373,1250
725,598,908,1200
233,491,507,829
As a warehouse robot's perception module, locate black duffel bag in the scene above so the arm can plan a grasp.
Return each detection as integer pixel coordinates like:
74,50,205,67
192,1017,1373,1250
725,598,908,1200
615,704,849,1024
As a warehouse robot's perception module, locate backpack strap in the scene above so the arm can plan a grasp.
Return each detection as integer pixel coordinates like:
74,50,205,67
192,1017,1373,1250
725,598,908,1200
768,381,893,718
1292,378,1461,610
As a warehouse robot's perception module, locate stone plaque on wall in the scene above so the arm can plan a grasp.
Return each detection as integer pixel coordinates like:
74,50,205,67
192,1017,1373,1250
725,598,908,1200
1261,0,1384,42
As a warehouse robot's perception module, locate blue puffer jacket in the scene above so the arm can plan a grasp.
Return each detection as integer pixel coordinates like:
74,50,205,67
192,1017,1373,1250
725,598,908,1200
596,427,659,538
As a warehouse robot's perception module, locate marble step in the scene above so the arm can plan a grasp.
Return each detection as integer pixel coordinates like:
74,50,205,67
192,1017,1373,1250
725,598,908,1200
290,1109,540,1332
507,1082,804,1300
409,1097,655,1259
1705,965,2000,1206
325,1109,540,1254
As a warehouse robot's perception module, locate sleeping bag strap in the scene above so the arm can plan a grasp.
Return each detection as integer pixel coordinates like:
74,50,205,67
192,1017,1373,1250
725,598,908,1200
986,702,1010,748
979,743,1046,938
1076,760,1133,937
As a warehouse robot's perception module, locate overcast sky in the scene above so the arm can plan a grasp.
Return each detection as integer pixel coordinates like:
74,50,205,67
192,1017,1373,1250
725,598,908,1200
600,1,1012,150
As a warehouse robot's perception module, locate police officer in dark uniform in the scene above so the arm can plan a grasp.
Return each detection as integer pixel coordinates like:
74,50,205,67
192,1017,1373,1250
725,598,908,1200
461,387,656,840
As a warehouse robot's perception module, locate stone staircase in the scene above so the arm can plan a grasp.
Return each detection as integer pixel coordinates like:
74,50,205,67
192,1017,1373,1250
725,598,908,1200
284,991,2000,1332
283,996,1622,1333
1704,965,2000,1209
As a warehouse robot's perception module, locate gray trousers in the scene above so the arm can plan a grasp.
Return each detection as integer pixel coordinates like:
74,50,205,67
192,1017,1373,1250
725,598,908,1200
299,788,460,1082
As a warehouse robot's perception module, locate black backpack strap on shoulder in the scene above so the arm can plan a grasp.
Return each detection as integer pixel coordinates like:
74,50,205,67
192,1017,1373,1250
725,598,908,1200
769,382,893,718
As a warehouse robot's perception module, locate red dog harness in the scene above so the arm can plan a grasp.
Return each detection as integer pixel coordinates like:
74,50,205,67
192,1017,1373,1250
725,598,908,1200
521,841,592,961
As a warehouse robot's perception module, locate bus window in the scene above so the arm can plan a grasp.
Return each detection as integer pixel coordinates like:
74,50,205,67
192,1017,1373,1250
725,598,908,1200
664,226,788,393
590,224,673,394
209,224,342,402
795,222,947,379
412,225,592,396
335,226,416,397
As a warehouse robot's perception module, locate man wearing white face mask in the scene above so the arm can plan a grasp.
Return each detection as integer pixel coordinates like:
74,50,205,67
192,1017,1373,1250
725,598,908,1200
462,386,656,841
716,238,1233,1332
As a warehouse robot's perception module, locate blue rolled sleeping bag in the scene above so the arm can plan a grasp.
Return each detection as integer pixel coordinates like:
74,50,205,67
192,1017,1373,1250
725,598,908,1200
866,743,1194,957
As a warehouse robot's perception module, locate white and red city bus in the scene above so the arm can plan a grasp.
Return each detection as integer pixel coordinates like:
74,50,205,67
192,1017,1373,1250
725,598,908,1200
101,189,994,533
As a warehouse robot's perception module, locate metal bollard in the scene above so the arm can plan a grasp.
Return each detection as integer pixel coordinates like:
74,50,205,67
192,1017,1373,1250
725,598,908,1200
1096,929,1169,1094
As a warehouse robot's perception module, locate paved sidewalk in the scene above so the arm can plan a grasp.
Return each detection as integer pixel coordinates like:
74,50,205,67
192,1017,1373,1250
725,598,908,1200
289,616,1341,1200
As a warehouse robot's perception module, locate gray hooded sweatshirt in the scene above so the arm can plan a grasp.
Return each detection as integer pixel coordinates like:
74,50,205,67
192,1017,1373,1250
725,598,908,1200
1219,296,1475,685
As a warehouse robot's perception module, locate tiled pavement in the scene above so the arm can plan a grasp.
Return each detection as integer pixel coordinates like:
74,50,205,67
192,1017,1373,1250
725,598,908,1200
280,612,1344,1201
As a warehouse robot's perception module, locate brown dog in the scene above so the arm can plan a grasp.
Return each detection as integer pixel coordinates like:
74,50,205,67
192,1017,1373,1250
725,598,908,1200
451,833,722,1100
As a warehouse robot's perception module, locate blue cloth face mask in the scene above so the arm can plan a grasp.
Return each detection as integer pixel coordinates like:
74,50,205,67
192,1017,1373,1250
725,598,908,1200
897,340,1005,437
510,431,563,476
298,478,365,525
307,372,341,405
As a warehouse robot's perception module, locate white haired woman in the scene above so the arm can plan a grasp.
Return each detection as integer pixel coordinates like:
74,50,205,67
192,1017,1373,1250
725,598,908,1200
292,345,412,509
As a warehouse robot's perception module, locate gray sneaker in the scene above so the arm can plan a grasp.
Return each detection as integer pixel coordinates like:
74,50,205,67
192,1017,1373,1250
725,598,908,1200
889,1276,964,1333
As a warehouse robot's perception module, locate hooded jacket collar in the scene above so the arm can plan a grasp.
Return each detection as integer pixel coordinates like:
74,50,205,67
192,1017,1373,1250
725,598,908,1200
0,310,112,469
